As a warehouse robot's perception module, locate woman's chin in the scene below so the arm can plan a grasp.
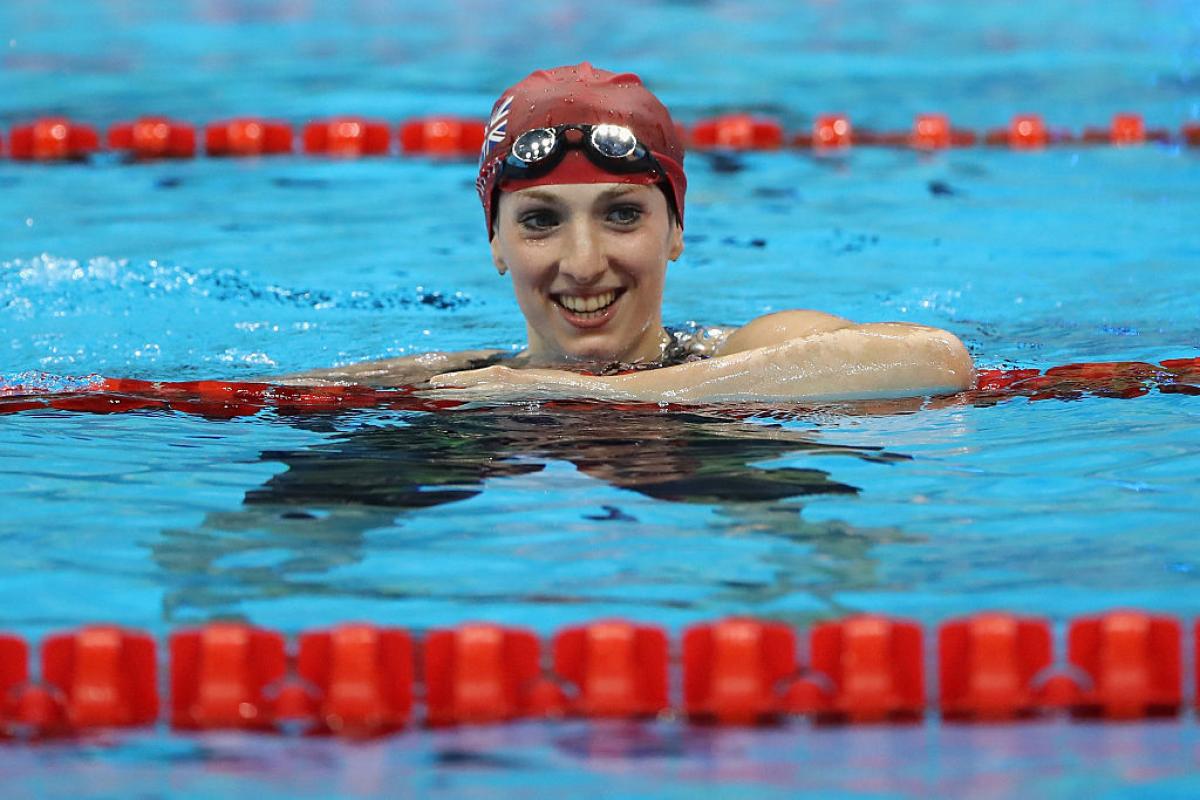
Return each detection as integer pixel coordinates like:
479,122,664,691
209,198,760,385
561,342,622,364
541,331,628,365
553,326,662,365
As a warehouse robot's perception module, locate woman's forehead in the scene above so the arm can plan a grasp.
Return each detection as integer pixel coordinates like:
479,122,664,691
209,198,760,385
505,183,658,204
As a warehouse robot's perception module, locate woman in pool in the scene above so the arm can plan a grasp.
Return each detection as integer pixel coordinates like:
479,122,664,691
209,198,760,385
291,63,973,402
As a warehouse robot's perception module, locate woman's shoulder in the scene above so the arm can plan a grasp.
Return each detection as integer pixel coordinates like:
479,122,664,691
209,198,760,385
653,310,853,367
714,310,854,356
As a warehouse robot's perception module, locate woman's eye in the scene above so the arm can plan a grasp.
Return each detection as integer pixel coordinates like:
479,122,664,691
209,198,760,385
518,210,559,231
607,204,643,225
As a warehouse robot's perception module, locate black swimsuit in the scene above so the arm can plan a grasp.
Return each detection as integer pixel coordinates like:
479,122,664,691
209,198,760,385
595,323,735,375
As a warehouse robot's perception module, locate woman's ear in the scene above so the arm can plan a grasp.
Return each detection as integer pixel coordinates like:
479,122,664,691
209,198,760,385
490,237,508,276
668,222,684,262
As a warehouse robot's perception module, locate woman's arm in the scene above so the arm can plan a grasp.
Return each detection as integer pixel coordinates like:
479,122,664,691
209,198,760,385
271,349,507,387
428,322,973,403
621,322,973,402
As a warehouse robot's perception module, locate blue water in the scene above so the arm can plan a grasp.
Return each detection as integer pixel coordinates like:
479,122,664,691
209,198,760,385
2,1,1200,797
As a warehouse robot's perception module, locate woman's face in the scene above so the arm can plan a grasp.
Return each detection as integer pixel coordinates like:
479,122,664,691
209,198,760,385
491,182,683,364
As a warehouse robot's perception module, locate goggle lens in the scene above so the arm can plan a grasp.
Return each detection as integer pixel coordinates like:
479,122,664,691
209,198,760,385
511,128,558,164
589,124,638,159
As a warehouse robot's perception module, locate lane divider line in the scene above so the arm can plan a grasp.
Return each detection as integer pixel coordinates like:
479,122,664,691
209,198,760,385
1,113,1198,161
1,358,1197,418
0,611,1193,739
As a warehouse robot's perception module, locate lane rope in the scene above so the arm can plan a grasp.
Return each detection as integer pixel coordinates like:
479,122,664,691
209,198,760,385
1,113,1198,161
0,611,1194,739
1,358,1197,418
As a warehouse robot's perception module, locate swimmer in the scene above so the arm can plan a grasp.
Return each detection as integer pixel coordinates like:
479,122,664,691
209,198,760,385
285,63,973,403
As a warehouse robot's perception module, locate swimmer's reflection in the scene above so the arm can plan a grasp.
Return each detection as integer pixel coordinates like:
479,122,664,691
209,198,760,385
246,408,904,507
155,408,912,621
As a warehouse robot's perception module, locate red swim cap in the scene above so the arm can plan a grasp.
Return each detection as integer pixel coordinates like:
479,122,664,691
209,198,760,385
476,63,686,238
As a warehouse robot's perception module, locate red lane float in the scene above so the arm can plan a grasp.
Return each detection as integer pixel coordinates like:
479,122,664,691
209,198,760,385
0,635,30,736
809,615,924,723
689,114,784,151
939,613,1053,721
170,623,288,730
423,623,558,725
967,358,1198,403
1185,122,1200,147
1159,356,1200,380
205,118,294,156
911,113,952,149
0,356,1197,419
44,392,169,415
984,114,1053,149
297,624,414,735
553,621,669,718
802,114,853,151
1066,611,1181,719
41,626,158,729
1081,113,1172,146
98,378,444,418
682,618,797,724
108,117,196,159
971,368,1043,391
398,117,485,158
303,117,391,156
910,113,977,149
3,612,1200,738
8,118,100,160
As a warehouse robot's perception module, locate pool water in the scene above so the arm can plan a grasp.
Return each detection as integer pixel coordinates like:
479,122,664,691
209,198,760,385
2,1,1200,797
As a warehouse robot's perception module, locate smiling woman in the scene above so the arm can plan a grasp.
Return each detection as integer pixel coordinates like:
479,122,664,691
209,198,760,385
283,63,973,402
494,181,681,365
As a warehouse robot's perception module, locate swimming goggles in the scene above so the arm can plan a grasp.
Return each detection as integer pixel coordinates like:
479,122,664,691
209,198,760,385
503,124,664,179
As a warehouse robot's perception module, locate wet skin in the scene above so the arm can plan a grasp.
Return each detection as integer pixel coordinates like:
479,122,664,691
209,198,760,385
281,183,972,399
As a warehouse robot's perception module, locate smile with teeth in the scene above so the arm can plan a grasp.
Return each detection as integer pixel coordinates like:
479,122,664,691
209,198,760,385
553,289,622,317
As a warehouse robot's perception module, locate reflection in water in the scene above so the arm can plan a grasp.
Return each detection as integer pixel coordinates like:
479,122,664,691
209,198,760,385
247,409,896,506
155,407,917,623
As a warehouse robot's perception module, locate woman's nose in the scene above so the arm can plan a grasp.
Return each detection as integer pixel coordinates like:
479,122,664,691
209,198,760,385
558,220,606,284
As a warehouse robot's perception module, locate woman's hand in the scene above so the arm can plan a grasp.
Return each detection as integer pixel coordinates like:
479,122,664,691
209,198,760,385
425,365,634,402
